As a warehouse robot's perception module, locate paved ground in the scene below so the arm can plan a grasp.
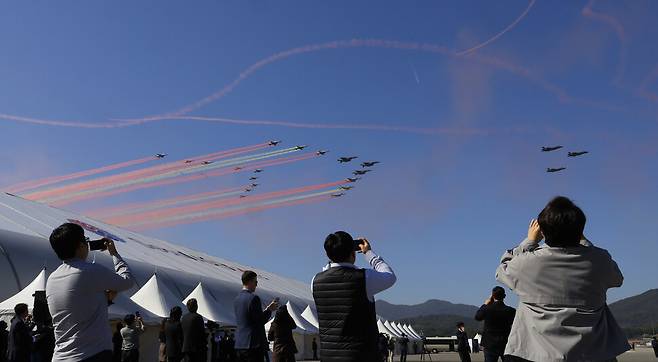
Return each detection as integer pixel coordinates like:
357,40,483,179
305,348,656,361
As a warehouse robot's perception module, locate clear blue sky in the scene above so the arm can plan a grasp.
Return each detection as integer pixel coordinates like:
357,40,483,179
1,1,657,306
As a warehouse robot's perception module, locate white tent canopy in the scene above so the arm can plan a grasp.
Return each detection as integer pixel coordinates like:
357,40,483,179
383,320,402,338
390,322,406,336
301,305,319,329
286,301,318,335
131,273,184,318
109,292,161,325
183,282,235,325
377,319,396,337
0,269,46,315
404,324,420,339
401,324,419,340
409,325,423,339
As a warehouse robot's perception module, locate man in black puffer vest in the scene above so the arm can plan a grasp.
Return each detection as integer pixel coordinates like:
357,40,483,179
312,231,396,362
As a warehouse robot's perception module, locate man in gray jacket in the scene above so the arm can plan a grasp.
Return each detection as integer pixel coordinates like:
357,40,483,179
496,197,629,362
46,223,134,362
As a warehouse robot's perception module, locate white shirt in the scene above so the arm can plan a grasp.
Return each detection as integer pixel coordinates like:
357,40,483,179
311,250,396,302
46,255,134,362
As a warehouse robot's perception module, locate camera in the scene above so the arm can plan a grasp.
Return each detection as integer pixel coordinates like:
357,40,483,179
353,238,365,251
88,239,107,251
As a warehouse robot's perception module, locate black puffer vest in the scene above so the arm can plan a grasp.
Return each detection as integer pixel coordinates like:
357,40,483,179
312,266,379,362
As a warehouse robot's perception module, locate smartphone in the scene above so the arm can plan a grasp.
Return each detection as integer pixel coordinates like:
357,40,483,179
353,238,365,251
88,239,107,251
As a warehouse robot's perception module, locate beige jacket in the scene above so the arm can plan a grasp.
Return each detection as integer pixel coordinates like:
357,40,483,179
496,238,630,362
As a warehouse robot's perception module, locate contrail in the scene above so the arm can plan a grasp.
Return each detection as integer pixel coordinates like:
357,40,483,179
456,0,536,56
105,180,345,226
581,0,627,84
23,142,269,200
409,61,420,85
6,156,157,193
49,151,318,206
86,186,246,218
1,36,598,134
38,147,302,204
122,188,341,230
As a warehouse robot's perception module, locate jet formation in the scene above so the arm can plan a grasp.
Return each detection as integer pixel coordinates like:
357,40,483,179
542,145,588,173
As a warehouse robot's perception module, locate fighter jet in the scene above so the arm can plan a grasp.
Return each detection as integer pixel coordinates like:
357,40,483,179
184,160,194,164
268,140,281,146
361,161,380,168
353,169,372,176
294,145,308,150
339,186,354,191
316,150,328,156
253,169,263,173
541,146,563,152
249,176,258,181
244,188,253,192
331,193,345,198
239,195,248,199
155,153,167,158
202,161,214,165
568,151,589,157
345,177,361,183
546,167,566,173
234,166,243,171
250,183,259,188
338,157,358,163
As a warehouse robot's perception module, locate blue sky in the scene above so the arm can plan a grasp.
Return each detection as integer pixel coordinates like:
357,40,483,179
1,1,657,306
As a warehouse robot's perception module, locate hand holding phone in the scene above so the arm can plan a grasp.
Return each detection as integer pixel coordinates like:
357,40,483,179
88,239,108,251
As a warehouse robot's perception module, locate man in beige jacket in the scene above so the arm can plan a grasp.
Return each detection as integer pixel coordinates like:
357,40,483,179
496,196,630,362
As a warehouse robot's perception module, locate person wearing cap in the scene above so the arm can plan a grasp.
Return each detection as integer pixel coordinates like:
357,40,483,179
312,231,396,362
456,322,471,362
474,287,515,362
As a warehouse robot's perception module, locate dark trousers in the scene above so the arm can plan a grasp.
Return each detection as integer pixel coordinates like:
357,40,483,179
399,350,408,362
458,350,471,362
81,351,113,362
121,349,139,362
237,349,264,362
484,350,505,362
271,351,295,362
312,350,317,360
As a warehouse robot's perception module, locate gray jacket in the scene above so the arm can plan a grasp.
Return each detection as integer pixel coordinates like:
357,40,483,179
496,238,630,362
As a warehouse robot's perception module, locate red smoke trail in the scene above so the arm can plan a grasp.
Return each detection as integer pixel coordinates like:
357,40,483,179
105,180,344,225
51,152,318,206
7,156,156,193
131,194,332,231
86,186,245,218
456,0,536,56
24,143,268,200
581,0,627,84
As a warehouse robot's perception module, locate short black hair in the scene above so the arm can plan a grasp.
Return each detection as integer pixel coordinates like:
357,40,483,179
50,223,85,260
456,321,464,328
124,314,135,325
538,196,586,247
324,231,355,263
0,320,7,330
492,286,506,301
14,303,28,316
170,306,183,321
186,298,198,313
241,270,257,285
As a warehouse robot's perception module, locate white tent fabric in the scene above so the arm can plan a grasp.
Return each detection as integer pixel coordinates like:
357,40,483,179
109,292,161,325
383,320,402,338
286,301,318,334
377,319,396,337
0,269,46,315
301,305,319,329
401,324,419,340
409,325,423,339
130,273,184,318
404,324,421,339
390,322,406,336
183,282,235,325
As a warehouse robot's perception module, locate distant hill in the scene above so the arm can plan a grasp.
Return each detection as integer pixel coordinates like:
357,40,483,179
398,314,482,337
376,299,479,320
609,289,658,337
